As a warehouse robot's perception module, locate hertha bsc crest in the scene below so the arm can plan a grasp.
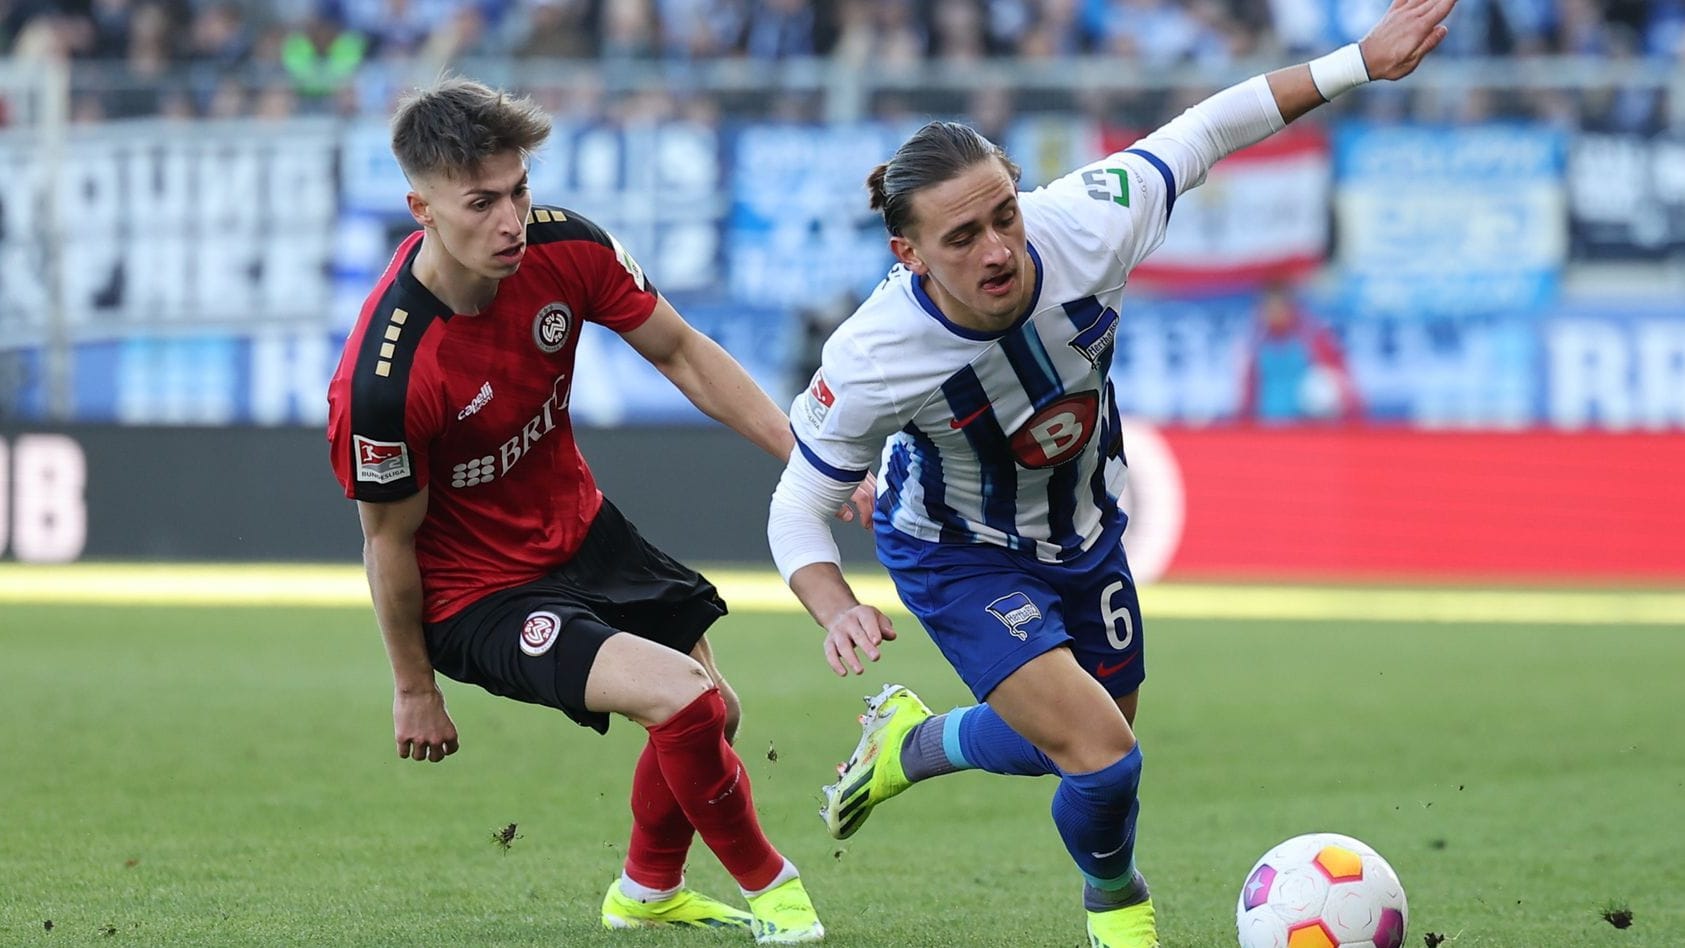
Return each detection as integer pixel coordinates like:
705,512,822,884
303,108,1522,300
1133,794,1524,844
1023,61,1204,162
533,302,573,354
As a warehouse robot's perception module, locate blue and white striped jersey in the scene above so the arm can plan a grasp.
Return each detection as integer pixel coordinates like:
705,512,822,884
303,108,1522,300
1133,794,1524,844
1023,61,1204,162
789,147,1184,563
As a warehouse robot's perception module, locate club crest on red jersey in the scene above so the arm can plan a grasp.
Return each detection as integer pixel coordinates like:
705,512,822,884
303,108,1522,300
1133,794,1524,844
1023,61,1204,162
520,611,562,656
533,302,573,354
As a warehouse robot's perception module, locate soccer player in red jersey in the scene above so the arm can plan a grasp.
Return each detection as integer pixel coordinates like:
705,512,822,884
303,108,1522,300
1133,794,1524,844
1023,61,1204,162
326,78,863,943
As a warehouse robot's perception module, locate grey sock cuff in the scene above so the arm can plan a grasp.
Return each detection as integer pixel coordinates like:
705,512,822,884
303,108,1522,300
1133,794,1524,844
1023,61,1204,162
898,714,957,783
1084,871,1150,911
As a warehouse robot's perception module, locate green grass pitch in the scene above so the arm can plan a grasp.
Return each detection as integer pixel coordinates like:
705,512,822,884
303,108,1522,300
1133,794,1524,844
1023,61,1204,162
2,591,1681,946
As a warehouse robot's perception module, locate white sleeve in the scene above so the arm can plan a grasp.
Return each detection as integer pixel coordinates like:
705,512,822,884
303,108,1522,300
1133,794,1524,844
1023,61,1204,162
1037,74,1286,272
767,450,860,583
771,332,901,583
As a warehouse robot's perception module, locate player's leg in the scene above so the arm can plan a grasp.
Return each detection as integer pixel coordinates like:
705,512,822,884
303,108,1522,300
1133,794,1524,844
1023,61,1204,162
574,501,821,943
617,634,740,911
1057,547,1155,946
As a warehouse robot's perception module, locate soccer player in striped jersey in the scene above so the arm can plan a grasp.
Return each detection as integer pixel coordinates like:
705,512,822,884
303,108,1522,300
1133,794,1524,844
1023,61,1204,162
766,2,1458,944
327,78,870,943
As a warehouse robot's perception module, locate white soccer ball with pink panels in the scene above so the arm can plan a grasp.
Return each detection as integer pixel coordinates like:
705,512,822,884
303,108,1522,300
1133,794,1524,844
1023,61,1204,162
1235,832,1408,948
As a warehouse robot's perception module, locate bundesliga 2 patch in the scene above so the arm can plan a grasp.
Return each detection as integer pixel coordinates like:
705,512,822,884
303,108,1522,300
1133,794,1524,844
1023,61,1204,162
353,435,411,484
795,370,836,430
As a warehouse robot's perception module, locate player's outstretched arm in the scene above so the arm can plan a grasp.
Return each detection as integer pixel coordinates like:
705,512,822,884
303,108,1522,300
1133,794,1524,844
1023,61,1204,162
1122,0,1456,209
1267,0,1457,124
790,563,898,677
358,489,460,764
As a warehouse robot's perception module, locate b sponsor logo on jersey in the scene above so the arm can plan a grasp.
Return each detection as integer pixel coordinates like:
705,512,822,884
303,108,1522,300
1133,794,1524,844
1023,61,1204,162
352,435,411,484
519,610,563,656
457,382,494,420
795,371,836,429
533,302,573,354
1009,391,1099,468
986,592,1042,641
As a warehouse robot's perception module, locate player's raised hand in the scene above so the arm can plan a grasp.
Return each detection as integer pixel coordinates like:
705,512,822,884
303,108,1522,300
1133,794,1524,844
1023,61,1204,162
822,604,898,676
1359,0,1458,81
394,685,461,763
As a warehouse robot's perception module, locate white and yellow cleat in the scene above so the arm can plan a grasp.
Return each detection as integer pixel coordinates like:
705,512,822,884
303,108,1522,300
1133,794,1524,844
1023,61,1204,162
1086,898,1159,948
819,683,933,840
746,876,825,944
600,880,753,932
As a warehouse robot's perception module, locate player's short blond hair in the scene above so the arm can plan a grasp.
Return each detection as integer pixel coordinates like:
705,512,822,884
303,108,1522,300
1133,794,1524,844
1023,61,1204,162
390,77,552,182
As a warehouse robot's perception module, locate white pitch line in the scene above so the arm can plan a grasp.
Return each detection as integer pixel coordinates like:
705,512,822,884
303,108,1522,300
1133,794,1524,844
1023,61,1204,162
0,564,1681,625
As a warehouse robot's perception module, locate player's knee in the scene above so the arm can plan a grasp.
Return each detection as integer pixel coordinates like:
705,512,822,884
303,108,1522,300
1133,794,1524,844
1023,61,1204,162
1066,744,1143,807
645,660,716,726
718,684,742,744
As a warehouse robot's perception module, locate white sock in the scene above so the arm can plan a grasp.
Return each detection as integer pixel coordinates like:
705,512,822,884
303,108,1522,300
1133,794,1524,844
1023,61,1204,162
741,858,799,899
618,871,682,903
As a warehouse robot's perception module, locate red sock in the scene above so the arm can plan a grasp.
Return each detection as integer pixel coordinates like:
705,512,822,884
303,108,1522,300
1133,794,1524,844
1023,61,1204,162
645,688,783,891
623,740,695,891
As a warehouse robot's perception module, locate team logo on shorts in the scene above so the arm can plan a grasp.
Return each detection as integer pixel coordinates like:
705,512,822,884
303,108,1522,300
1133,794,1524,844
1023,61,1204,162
986,592,1042,641
520,611,562,656
532,302,573,354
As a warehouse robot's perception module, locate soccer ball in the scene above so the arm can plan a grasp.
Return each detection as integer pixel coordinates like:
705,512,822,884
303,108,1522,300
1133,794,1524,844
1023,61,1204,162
1235,832,1408,948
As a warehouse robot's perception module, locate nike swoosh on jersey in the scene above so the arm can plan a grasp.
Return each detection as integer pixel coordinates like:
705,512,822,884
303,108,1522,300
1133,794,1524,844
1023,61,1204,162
949,405,991,429
1095,653,1139,678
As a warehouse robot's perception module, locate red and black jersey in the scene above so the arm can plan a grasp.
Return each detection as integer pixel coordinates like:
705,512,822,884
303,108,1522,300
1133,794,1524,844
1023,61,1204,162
327,206,659,622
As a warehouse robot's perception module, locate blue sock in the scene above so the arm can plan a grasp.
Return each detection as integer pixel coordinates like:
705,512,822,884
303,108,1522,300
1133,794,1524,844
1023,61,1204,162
1050,745,1143,889
947,704,1060,777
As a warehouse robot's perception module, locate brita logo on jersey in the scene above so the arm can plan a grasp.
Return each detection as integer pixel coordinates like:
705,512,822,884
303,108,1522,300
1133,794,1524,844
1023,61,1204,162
520,610,562,656
986,592,1042,641
451,373,570,488
352,435,411,484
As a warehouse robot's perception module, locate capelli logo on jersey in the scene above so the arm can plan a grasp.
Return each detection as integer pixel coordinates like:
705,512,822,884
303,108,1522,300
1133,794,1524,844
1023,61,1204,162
456,382,494,420
986,592,1042,641
449,373,570,488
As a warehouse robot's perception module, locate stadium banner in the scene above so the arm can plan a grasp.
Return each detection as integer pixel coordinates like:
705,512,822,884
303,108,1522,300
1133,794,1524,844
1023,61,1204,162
0,118,338,345
1334,123,1568,317
1,297,794,426
338,117,728,296
1141,426,1685,582
3,426,1679,585
1099,126,1332,291
723,121,907,309
1567,132,1685,260
0,424,874,566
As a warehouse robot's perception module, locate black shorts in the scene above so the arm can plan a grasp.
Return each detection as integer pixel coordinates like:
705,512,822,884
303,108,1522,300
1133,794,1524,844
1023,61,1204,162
423,500,727,734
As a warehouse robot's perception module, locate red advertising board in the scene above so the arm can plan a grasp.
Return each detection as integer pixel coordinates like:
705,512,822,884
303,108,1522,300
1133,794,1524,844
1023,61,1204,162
1126,427,1685,582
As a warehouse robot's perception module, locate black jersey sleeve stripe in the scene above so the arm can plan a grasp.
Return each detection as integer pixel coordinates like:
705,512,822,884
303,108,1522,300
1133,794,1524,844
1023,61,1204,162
347,255,452,501
525,205,661,299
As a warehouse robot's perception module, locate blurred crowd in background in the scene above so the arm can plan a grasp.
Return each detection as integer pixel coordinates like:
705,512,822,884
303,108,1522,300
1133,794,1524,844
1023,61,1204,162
0,0,1680,127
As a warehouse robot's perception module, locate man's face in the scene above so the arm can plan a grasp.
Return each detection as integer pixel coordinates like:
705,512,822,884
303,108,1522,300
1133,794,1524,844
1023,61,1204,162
409,150,533,280
894,159,1031,330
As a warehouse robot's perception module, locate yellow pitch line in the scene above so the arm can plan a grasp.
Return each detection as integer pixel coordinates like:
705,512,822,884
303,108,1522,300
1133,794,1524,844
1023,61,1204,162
0,563,1681,625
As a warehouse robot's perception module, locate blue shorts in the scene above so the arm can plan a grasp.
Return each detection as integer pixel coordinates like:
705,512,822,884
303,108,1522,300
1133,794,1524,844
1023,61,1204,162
878,520,1145,702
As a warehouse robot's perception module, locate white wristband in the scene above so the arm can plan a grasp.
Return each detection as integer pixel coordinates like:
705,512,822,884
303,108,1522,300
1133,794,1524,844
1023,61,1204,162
1308,43,1371,102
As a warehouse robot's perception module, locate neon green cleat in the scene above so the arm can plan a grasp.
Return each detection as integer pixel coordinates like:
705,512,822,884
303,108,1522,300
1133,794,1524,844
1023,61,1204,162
1086,898,1159,948
819,683,933,840
746,876,825,943
600,880,753,932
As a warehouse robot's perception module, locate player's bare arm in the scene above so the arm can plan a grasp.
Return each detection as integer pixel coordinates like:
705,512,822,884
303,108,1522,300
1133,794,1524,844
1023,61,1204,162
788,562,897,677
357,488,460,764
625,296,875,528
